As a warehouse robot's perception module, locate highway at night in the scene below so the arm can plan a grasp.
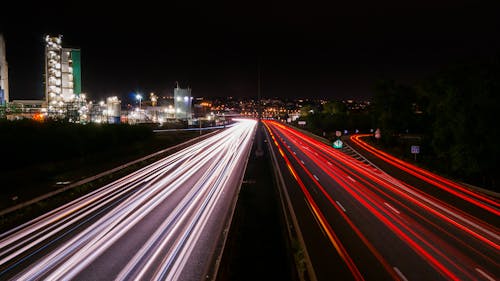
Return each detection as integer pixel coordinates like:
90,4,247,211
0,119,257,281
263,120,499,281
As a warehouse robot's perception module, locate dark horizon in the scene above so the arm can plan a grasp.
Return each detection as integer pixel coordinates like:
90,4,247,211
1,1,499,102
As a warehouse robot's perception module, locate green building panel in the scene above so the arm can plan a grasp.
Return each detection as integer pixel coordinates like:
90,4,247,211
71,49,81,95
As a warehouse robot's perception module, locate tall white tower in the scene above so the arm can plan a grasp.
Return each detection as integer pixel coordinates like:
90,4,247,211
45,35,63,116
0,34,9,105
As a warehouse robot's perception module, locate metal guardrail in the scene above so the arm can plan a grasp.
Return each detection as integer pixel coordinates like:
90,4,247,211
264,123,318,281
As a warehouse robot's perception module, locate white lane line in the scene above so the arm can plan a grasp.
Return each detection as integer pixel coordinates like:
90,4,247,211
475,268,495,281
384,202,400,214
393,267,409,281
336,201,347,212
327,161,332,166
293,151,296,155
313,175,319,181
347,176,356,182
301,160,305,164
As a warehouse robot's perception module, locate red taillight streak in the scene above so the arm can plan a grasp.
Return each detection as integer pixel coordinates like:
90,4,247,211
263,121,365,280
325,149,500,251
339,159,500,264
311,157,461,280
269,122,463,280
281,125,500,272
351,135,500,214
279,124,500,250
268,127,401,280
325,155,499,270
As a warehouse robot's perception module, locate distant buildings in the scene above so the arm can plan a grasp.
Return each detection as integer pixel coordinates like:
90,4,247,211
0,34,9,105
174,83,193,120
1,33,372,125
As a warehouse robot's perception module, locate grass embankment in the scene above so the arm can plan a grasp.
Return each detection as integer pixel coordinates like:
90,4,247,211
0,120,202,232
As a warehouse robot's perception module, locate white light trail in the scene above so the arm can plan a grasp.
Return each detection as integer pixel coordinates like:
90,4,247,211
0,119,257,281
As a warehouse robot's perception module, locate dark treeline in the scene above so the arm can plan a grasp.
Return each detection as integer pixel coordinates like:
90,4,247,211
298,100,372,139
0,120,153,170
299,58,500,191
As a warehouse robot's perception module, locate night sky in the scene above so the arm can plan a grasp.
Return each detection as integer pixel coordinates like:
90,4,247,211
1,1,499,102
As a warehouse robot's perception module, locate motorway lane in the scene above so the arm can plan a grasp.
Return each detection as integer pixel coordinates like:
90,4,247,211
264,120,499,281
0,119,257,281
265,122,423,280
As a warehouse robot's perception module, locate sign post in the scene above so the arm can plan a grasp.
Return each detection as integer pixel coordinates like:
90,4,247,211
411,145,420,161
374,128,381,144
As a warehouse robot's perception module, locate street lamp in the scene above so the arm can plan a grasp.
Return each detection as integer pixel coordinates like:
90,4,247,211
136,94,143,109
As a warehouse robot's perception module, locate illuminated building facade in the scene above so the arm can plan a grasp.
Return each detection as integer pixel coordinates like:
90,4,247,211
0,34,8,105
44,35,82,118
106,96,121,123
174,83,192,120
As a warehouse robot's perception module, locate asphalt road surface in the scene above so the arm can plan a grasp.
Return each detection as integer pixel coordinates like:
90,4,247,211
0,119,257,281
263,120,499,281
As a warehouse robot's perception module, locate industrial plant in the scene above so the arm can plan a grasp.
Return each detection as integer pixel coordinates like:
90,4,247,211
0,33,211,125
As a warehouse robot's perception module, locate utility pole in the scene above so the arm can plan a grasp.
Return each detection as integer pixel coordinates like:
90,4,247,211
257,56,262,120
255,56,264,157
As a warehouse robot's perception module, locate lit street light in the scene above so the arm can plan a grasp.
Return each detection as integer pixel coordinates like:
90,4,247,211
136,94,143,109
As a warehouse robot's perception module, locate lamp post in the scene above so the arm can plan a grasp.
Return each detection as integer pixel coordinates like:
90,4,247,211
136,94,143,109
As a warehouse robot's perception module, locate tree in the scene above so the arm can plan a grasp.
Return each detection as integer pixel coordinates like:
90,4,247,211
322,101,347,115
371,80,419,140
418,59,500,189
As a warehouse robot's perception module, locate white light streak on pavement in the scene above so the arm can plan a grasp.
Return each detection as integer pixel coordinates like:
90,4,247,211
0,119,257,281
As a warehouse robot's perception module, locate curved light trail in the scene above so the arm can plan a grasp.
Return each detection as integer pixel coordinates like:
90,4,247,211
350,134,500,216
264,120,499,281
0,118,257,281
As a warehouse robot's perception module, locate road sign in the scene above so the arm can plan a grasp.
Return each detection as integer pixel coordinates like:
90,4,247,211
336,131,341,137
411,145,420,154
333,139,343,149
411,145,420,161
375,128,381,139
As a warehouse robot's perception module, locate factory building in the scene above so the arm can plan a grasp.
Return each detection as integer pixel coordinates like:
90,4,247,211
174,83,193,120
44,35,83,118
